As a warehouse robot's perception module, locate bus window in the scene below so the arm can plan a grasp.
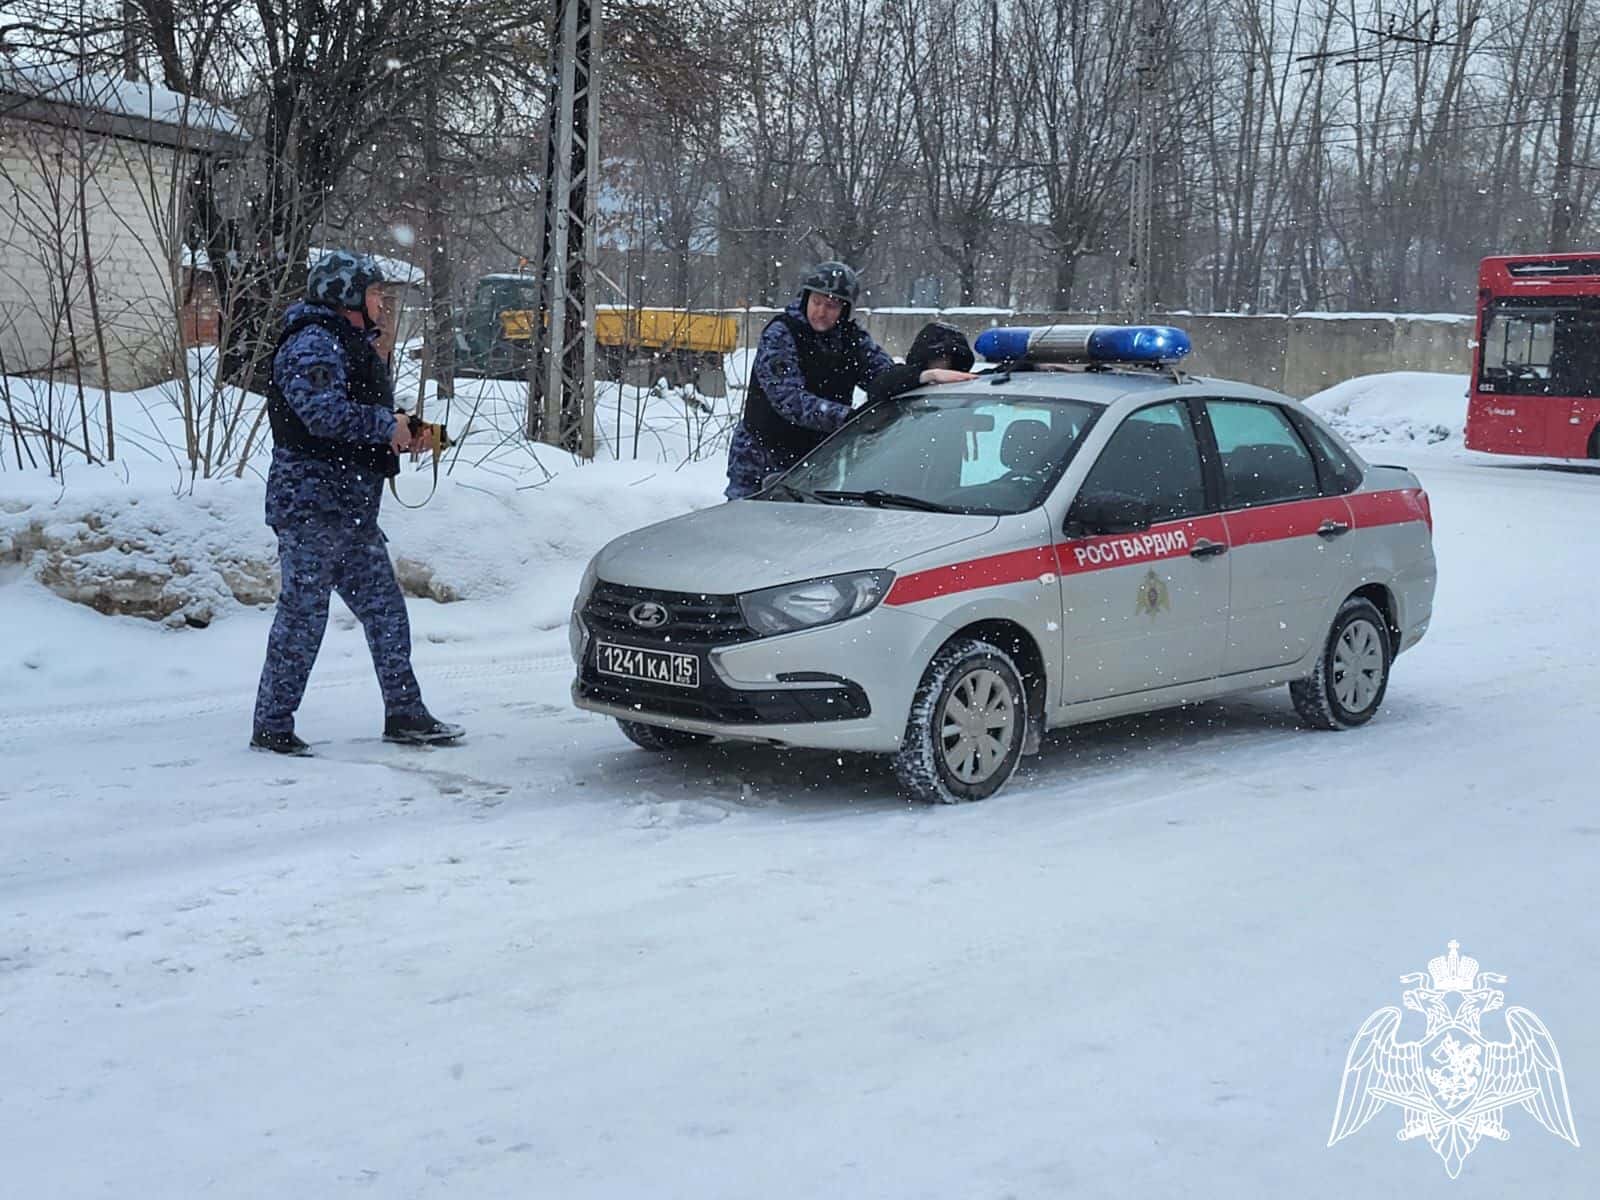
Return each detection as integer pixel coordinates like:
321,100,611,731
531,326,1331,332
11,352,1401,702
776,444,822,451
1479,302,1600,398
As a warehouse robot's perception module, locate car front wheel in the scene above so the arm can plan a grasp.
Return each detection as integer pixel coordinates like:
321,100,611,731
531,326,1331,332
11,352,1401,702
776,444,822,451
1290,597,1392,729
616,718,713,752
892,638,1029,804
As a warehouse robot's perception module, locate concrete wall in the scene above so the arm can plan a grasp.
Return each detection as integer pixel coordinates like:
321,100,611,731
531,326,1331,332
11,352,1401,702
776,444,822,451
0,120,180,389
720,306,1475,399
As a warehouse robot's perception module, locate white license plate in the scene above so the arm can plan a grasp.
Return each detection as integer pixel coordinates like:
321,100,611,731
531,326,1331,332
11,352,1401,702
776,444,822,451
595,642,700,689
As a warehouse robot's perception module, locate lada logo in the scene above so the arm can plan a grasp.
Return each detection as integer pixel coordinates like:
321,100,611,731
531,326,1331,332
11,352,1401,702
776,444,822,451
629,601,671,629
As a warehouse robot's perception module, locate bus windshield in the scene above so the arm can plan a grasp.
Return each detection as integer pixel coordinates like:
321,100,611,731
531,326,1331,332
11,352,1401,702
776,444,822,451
1479,299,1600,397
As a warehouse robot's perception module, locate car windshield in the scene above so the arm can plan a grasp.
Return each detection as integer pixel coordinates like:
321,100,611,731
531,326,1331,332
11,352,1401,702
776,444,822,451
1479,298,1600,397
771,390,1102,516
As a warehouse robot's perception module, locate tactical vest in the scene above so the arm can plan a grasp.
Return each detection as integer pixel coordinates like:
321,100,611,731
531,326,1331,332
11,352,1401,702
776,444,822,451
266,306,400,479
741,312,865,457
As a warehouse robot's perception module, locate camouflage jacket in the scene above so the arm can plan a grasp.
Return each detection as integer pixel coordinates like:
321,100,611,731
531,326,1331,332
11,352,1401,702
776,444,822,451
264,302,399,529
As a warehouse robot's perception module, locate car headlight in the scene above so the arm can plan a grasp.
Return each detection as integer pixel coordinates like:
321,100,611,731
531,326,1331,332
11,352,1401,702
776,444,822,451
738,570,895,637
574,557,599,610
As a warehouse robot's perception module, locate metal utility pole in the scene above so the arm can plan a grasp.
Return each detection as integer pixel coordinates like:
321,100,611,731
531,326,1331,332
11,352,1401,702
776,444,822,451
527,0,600,456
1124,0,1160,321
1550,1,1584,252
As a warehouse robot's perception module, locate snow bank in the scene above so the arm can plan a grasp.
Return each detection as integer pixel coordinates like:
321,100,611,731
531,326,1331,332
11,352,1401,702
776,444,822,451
0,455,725,625
1303,371,1468,450
1,351,740,628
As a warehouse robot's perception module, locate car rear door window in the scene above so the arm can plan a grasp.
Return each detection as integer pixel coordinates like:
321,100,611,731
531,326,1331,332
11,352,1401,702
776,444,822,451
1207,400,1320,508
1289,413,1364,494
1076,402,1208,522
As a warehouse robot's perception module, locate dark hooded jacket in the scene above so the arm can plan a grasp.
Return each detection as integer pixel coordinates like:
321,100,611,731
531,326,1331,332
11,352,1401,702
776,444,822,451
862,321,976,409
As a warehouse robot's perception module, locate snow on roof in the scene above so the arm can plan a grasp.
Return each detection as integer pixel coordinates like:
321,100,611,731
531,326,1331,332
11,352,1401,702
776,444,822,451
1154,310,1475,323
1290,310,1474,323
183,246,425,285
337,250,425,286
0,59,245,138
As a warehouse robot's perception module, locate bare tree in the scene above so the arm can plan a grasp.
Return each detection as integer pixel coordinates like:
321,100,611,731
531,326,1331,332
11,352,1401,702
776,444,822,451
895,0,1032,304
797,0,914,274
1009,0,1140,309
711,0,817,306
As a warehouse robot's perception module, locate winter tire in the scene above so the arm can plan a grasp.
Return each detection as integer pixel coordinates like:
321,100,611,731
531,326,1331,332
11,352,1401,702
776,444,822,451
891,638,1029,804
1290,597,1392,730
616,718,713,752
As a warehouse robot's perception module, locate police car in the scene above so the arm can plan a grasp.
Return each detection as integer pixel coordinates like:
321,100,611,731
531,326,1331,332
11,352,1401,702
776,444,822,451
570,324,1437,804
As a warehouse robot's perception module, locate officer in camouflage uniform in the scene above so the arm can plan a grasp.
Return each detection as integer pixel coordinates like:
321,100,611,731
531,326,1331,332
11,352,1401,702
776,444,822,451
724,261,896,499
250,251,463,756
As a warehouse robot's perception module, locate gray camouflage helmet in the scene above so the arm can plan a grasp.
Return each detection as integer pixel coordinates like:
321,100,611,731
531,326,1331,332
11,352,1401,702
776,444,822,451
306,250,386,310
800,260,860,309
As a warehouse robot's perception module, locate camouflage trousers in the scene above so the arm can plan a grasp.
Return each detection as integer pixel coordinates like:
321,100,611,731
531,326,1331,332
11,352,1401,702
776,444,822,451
253,522,426,733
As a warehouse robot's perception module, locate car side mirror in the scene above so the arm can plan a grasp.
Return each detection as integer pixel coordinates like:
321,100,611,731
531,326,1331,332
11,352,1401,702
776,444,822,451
1065,493,1153,537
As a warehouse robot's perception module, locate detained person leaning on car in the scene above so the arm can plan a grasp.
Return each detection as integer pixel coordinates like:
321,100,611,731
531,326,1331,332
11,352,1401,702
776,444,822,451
724,261,898,500
859,320,979,415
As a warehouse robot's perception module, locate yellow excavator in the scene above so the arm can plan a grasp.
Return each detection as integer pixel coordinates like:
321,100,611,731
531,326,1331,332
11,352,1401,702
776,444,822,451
457,273,735,395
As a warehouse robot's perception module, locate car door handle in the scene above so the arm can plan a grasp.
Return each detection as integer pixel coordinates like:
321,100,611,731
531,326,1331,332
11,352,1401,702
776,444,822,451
1317,520,1351,539
1190,540,1227,559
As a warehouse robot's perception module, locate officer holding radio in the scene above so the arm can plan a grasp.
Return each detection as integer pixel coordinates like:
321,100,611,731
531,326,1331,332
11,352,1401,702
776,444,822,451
250,250,463,756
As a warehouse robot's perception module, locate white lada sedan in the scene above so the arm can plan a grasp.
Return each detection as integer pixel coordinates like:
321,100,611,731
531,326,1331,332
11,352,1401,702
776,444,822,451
570,325,1437,804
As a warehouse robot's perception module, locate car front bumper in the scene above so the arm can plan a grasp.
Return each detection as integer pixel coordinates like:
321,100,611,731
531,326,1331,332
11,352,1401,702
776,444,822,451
569,591,941,753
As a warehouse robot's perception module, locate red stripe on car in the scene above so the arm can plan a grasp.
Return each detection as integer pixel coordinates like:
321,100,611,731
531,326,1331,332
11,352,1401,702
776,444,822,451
883,488,1429,607
1053,514,1227,575
885,545,1058,606
1347,487,1430,531
1223,497,1353,546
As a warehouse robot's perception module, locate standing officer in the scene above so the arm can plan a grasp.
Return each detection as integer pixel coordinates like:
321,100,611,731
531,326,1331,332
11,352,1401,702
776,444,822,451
251,250,463,756
724,261,896,499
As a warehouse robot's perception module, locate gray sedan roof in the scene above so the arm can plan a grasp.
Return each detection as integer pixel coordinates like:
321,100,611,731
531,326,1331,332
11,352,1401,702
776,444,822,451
912,365,1300,410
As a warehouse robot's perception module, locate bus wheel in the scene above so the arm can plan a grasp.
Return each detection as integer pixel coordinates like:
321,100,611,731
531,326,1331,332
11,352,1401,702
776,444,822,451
1589,425,1600,459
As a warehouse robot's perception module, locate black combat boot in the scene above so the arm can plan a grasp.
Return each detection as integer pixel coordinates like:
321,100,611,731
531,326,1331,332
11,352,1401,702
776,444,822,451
251,729,313,756
383,712,465,745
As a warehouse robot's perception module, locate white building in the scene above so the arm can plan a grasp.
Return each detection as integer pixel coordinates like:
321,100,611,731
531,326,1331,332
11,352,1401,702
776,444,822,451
0,62,247,388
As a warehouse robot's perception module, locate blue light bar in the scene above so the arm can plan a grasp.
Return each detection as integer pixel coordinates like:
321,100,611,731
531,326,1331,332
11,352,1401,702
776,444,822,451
974,324,1192,365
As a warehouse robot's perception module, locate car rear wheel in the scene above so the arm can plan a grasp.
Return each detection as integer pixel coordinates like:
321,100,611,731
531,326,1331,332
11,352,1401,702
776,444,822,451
892,638,1028,804
616,718,713,752
1290,597,1392,730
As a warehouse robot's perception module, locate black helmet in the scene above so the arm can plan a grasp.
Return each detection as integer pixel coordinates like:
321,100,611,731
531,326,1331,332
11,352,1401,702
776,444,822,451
800,260,860,309
307,250,386,310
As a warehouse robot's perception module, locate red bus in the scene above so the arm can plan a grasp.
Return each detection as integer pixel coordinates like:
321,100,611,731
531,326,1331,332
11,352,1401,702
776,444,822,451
1465,252,1600,459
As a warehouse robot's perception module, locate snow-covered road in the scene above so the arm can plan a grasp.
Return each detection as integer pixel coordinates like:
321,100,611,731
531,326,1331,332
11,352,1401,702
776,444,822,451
3,455,1597,1197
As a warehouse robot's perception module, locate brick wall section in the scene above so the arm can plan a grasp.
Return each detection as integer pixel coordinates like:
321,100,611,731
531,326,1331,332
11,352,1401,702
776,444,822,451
0,120,182,389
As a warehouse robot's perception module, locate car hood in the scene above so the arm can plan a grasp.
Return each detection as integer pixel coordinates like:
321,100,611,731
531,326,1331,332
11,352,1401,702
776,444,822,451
593,499,999,594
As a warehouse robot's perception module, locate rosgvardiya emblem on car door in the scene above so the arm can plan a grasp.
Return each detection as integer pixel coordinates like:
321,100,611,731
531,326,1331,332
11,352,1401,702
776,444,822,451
1329,941,1579,1178
1135,568,1170,616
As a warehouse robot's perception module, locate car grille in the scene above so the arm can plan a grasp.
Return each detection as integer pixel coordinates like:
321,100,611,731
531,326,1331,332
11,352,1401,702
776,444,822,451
578,673,871,725
583,581,758,645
